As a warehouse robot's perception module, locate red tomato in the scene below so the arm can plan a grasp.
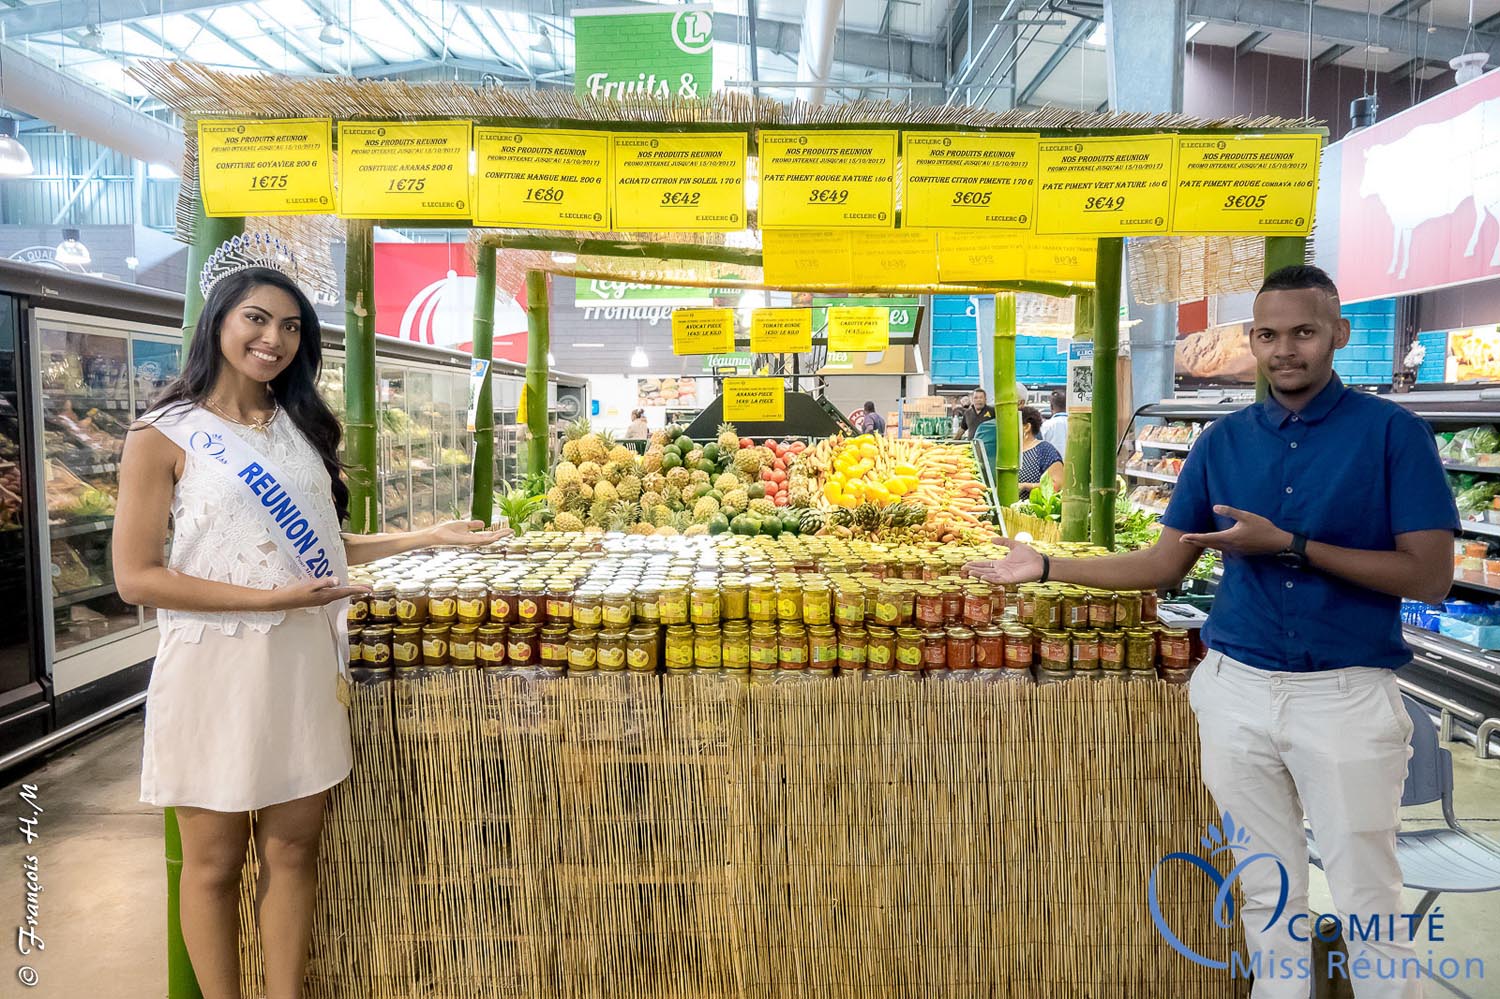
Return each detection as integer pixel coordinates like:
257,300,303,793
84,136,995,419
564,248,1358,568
771,468,787,483
761,468,774,481
740,438,754,448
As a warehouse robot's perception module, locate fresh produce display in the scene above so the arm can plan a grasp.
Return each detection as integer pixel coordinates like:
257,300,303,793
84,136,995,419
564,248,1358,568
346,533,1194,683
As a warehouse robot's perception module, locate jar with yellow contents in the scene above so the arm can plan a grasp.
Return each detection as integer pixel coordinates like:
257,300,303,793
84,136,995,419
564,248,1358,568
392,625,421,669
600,584,634,629
567,630,598,673
834,580,865,627
691,584,721,626
802,580,833,626
693,626,722,671
449,624,478,669
421,624,450,667
776,578,804,623
895,627,924,672
634,583,661,626
427,580,459,624
369,581,398,625
664,624,695,671
659,583,690,626
596,629,628,672
395,582,428,626
571,586,604,629
748,578,777,622
626,627,658,673
720,576,749,621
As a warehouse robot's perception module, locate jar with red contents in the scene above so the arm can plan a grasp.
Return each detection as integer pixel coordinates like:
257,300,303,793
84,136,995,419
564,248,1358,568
963,586,994,628
1003,626,1034,670
921,628,948,671
946,627,976,671
974,627,1004,670
940,583,964,625
914,587,946,629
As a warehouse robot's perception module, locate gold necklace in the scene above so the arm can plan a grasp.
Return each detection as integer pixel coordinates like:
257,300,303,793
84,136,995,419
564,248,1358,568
207,397,278,433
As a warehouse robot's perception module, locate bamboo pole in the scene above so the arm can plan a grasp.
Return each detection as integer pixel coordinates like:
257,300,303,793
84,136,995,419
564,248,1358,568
180,203,243,348
1061,290,1094,542
471,243,497,524
343,219,380,533
1258,236,1307,402
993,292,1019,507
1091,239,1124,549
525,269,551,478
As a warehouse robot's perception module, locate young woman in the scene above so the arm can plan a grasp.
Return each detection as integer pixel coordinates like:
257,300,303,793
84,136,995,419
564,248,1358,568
1018,405,1064,497
625,408,649,438
113,265,502,999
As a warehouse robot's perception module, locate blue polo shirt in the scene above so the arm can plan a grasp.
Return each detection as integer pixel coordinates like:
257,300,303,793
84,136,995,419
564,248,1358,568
1161,375,1458,672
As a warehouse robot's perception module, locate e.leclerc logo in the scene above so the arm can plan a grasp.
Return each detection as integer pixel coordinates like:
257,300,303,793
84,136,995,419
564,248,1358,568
671,10,712,55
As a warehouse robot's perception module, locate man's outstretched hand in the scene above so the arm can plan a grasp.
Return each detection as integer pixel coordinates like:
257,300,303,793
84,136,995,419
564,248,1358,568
1181,505,1292,558
964,537,1045,585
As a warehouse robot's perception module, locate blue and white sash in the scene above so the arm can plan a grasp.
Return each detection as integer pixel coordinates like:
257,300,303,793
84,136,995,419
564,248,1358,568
148,405,351,680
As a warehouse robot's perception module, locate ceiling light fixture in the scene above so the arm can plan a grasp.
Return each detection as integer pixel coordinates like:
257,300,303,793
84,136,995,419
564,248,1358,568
530,24,553,53
55,228,91,266
630,345,649,368
319,20,344,46
80,24,105,52
572,341,607,348
0,118,35,177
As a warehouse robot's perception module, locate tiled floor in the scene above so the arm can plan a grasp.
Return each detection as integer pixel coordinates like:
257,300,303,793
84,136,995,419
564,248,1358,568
2,712,1497,999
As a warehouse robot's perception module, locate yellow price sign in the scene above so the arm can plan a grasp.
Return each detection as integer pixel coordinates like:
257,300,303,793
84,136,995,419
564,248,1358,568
827,307,890,352
612,132,747,231
196,119,335,217
671,308,736,355
758,130,898,229
937,230,1026,282
473,127,611,231
1025,237,1097,282
337,120,472,219
750,310,812,353
902,132,1038,229
722,378,784,422
761,230,852,287
1171,134,1321,235
1035,135,1175,236
849,230,940,286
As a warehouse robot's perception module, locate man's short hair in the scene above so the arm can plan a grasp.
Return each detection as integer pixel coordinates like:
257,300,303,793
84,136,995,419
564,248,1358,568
863,401,876,412
1258,265,1341,309
1049,389,1066,412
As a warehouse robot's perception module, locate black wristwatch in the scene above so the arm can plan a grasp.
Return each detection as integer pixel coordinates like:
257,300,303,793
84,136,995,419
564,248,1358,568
1276,533,1309,570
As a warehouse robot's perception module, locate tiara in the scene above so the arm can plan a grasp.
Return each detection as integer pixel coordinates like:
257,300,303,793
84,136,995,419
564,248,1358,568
199,232,300,298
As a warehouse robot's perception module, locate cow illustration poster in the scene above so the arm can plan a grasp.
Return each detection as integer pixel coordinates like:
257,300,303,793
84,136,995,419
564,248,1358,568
1333,69,1500,302
373,242,530,362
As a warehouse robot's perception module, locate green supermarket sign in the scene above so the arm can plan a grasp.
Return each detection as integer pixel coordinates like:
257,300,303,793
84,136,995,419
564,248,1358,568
573,5,714,99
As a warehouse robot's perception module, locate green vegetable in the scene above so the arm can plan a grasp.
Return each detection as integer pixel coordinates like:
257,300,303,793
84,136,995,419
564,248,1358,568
493,482,544,535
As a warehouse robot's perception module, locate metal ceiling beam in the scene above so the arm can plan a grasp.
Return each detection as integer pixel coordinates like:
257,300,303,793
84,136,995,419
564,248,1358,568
482,8,537,83
1235,30,1270,57
300,0,389,67
350,58,535,81
1389,56,1441,82
0,0,244,37
1017,17,1092,105
248,1,344,74
378,0,445,61
123,21,194,61
1186,0,1500,62
1311,44,1353,69
185,12,295,71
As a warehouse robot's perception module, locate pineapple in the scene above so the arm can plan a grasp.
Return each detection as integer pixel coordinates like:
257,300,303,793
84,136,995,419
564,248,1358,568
580,433,610,466
588,498,612,528
578,461,603,482
642,472,666,495
689,469,710,486
578,482,594,502
666,467,690,491
649,429,670,447
713,472,741,491
561,417,592,464
733,446,763,478
685,447,704,466
593,480,619,505
653,525,679,536
603,461,626,484
545,486,567,510
671,510,694,532
618,475,642,502
788,483,811,508
749,498,777,520
605,501,640,533
630,522,655,536
555,461,582,487
722,487,749,514
717,422,740,453
692,496,721,522
661,484,682,506
608,444,635,466
640,490,662,511
683,523,709,537
642,447,665,475
652,503,674,526
553,511,585,533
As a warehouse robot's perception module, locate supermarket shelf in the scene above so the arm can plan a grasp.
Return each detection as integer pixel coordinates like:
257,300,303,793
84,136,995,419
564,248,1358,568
1460,520,1500,538
64,461,119,476
1452,573,1500,597
1135,500,1169,516
1444,461,1500,475
1125,469,1179,485
1133,439,1194,453
53,581,117,608
50,518,113,538
47,394,131,408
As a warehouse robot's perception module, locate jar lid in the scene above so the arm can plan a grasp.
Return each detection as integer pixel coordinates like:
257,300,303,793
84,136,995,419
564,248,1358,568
946,627,975,638
396,581,426,597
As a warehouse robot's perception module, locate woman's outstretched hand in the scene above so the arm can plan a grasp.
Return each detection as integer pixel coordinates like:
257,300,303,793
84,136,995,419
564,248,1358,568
424,519,511,548
263,577,371,610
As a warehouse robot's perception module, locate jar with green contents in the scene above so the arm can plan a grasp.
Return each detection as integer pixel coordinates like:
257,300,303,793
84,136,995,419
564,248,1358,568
778,623,808,669
749,579,777,622
838,627,868,671
895,627,924,672
749,622,779,671
659,583,690,625
1015,585,1038,626
691,584,721,625
694,626,722,670
630,583,659,625
777,578,804,623
626,627,658,672
808,625,838,671
802,580,833,626
1039,630,1070,671
866,627,897,670
1032,588,1063,630
721,577,749,621
449,625,478,668
1071,630,1100,671
457,582,489,626
596,584,631,628
421,624,450,667
1126,628,1156,671
1061,587,1089,630
568,630,598,672
722,622,750,671
834,581,865,627
571,586,604,629
1098,629,1126,671
1088,590,1115,630
395,582,428,626
1115,591,1143,629
596,629,628,671
392,625,421,668
664,624,694,671
477,624,506,668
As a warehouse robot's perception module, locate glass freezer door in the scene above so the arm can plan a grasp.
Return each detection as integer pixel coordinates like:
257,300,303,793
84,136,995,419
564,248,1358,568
0,295,39,706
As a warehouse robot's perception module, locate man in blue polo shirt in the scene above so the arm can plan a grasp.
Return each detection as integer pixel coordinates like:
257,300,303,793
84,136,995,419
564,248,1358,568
969,265,1456,998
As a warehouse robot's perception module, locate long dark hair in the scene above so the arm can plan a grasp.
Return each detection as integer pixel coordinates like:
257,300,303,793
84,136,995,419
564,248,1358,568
150,267,349,523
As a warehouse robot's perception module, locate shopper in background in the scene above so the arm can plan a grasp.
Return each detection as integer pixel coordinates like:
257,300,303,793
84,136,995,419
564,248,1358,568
859,400,886,436
1041,389,1068,454
625,408,649,438
957,388,996,439
968,265,1454,999
1018,405,1064,496
113,266,504,999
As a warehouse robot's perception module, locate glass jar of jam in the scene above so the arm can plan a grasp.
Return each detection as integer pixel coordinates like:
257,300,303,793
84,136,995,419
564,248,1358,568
694,626,722,670
1039,630,1070,671
1061,587,1089,630
449,624,478,668
1072,630,1100,671
915,587,946,628
457,582,488,626
1126,628,1156,671
873,583,904,627
962,586,994,628
664,624,695,671
634,583,661,626
777,579,804,623
427,579,458,624
721,577,749,621
571,586,604,629
749,622,779,671
974,627,1004,669
659,584,690,626
921,628,948,671
488,580,517,624
507,625,539,668
1098,629,1126,671
722,622,751,671
599,585,633,628
941,583,964,625
749,579,777,622
1160,627,1191,667
568,630,598,673
540,625,569,670
369,581,398,625
1015,585,1037,626
545,581,575,625
392,625,421,668
834,581,865,627
867,626,896,671
778,623,808,670
895,628,924,672
395,582,428,626
1088,590,1115,630
596,629,628,671
802,580,832,626
364,624,394,668
691,584,721,625
1003,626,1034,670
947,627,976,670
991,586,1007,621
517,581,547,625
626,627,658,672
807,625,838,671
348,627,366,672
1033,588,1063,630
477,624,506,668
838,627,867,671
348,591,371,627
421,624,451,667
1115,591,1143,629
1141,590,1159,624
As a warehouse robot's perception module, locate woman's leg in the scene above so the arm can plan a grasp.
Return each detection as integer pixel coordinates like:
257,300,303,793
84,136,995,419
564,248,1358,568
176,806,253,999
253,790,331,999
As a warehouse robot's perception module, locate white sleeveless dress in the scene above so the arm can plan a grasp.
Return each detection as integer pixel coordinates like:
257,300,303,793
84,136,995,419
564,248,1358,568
139,406,353,812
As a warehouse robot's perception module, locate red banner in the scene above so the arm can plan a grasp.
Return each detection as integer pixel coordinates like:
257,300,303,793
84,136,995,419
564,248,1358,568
372,243,530,363
1333,71,1500,303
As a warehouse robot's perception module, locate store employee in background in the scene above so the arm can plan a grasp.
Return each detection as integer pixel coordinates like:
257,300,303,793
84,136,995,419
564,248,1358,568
968,265,1455,999
957,388,996,439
